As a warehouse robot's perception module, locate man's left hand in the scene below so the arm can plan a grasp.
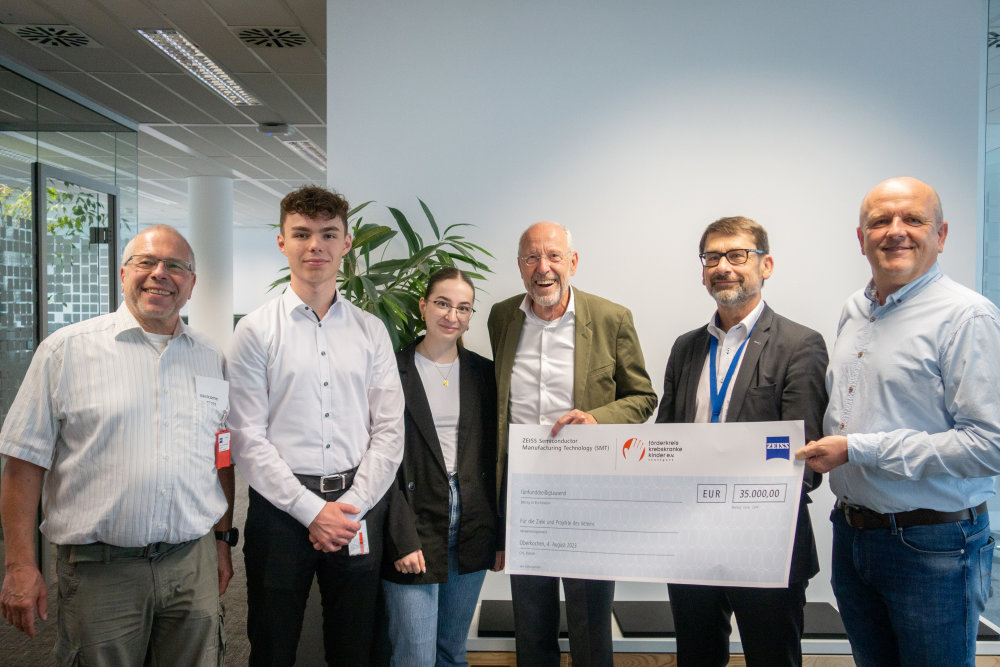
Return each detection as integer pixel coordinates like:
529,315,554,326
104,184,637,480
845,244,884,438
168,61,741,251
216,541,233,595
550,409,597,436
795,435,849,473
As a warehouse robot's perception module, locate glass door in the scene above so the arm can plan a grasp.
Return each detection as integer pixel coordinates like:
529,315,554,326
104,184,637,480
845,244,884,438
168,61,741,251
33,162,119,339
26,162,119,580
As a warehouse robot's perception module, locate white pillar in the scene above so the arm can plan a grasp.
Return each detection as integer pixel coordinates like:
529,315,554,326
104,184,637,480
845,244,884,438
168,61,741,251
186,175,234,350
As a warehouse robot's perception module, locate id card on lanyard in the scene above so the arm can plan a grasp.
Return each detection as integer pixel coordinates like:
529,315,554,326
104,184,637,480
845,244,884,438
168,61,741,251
708,324,755,423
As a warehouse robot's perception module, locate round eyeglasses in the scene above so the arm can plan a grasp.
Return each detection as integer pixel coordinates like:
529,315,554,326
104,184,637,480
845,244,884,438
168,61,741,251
430,300,475,317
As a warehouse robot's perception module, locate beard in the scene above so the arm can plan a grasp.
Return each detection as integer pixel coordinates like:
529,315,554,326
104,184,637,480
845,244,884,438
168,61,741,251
527,273,566,308
710,278,760,308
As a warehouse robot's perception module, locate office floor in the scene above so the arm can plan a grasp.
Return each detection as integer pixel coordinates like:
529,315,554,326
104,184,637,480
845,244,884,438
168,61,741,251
3,478,999,667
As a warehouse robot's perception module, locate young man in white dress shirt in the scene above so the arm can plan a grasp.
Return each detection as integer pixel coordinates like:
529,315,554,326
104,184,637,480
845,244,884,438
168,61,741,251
227,185,405,666
0,225,234,665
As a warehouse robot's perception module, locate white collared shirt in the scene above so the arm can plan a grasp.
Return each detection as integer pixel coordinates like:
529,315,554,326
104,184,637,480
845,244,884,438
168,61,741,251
510,289,576,425
694,300,766,423
227,289,405,526
0,305,229,546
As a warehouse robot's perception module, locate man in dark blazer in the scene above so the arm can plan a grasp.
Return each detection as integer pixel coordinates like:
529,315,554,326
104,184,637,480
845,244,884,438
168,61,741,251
656,216,828,667
488,221,657,667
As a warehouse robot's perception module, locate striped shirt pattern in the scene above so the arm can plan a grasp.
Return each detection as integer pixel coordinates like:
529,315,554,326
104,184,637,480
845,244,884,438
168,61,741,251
0,305,229,546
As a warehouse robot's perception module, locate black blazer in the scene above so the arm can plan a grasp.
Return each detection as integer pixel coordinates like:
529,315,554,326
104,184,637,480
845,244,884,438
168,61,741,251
382,340,499,584
655,305,828,583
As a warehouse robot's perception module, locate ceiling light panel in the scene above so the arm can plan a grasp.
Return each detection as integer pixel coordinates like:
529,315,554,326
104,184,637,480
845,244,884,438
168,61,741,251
137,29,261,106
282,140,326,171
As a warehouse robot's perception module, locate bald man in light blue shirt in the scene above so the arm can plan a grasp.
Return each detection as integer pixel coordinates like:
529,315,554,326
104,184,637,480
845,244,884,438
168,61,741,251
798,177,1000,667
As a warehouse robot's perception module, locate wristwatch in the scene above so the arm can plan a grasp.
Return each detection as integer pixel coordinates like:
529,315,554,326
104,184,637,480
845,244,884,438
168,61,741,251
215,527,239,547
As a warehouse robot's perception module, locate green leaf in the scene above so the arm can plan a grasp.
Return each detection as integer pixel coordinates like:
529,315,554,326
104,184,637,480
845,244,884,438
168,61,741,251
389,207,421,254
352,224,396,251
419,199,440,239
267,275,290,292
348,200,374,218
368,258,413,273
372,302,402,349
360,275,380,303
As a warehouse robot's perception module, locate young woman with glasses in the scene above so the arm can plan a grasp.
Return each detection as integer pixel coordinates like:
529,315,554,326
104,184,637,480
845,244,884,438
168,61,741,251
381,267,502,666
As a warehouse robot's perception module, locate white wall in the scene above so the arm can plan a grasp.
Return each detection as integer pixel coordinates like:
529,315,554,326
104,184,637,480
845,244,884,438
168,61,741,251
234,226,285,315
324,1,986,604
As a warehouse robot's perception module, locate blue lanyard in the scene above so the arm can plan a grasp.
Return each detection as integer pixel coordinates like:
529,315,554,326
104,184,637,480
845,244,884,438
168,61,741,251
709,324,755,423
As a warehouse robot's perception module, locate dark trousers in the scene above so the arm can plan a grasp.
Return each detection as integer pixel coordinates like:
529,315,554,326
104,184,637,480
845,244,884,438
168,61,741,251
244,487,387,667
668,581,807,667
510,574,615,667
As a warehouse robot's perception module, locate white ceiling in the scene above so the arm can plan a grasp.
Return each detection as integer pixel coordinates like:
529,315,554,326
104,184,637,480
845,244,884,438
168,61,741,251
0,0,326,228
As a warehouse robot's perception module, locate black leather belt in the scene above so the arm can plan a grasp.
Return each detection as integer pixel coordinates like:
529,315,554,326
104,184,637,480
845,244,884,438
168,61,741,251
56,539,196,563
295,468,357,497
838,501,987,530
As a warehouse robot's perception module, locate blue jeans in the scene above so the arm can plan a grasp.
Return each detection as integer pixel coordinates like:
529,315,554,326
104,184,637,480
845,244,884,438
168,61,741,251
383,476,488,667
830,506,994,667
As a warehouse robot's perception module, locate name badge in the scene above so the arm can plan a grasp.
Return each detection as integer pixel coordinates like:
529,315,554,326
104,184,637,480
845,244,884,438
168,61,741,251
348,519,369,556
216,430,231,469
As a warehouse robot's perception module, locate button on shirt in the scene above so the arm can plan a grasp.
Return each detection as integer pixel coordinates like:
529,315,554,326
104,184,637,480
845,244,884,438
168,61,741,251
510,290,576,426
0,305,228,546
825,263,1000,513
694,300,765,423
227,289,405,526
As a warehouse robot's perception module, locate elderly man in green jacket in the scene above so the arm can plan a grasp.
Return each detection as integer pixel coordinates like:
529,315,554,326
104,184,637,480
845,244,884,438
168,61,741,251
488,221,656,667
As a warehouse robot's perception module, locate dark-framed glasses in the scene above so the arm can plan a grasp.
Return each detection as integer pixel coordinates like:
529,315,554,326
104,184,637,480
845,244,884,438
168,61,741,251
125,254,194,275
698,249,765,267
518,252,568,267
431,300,475,317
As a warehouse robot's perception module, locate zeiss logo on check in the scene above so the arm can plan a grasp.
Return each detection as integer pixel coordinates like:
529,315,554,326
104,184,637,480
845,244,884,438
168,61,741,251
765,436,791,461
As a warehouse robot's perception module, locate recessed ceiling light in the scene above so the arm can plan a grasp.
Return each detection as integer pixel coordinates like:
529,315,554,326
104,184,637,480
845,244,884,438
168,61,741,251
137,29,261,106
283,140,326,171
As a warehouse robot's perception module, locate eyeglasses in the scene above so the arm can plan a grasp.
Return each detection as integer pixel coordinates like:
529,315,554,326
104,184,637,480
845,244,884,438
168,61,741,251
430,300,475,317
698,249,765,267
518,252,569,267
125,254,194,275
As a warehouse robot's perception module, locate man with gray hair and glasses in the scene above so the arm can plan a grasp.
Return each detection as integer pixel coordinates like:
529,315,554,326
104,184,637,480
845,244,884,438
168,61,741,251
0,224,234,665
488,221,656,667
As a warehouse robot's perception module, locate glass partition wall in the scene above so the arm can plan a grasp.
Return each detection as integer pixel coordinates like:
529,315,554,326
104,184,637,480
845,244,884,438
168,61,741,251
0,65,136,422
985,2,1000,630
0,63,137,578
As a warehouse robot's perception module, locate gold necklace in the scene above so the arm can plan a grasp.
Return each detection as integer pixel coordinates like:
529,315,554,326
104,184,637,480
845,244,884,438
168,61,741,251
418,343,458,386
432,358,457,386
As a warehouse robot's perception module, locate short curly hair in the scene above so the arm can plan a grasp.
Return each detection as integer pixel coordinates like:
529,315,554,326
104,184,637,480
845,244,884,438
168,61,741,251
279,185,350,234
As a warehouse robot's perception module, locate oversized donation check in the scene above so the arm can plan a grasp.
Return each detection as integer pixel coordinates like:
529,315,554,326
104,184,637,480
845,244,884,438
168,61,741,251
505,421,806,587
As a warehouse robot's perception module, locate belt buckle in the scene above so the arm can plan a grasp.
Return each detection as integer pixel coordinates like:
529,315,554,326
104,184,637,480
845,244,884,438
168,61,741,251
320,473,346,493
841,503,862,528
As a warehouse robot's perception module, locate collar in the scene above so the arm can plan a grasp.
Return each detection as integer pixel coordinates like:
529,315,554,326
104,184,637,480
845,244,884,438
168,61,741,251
707,299,765,341
864,262,942,307
280,285,341,321
519,286,576,325
113,303,189,341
